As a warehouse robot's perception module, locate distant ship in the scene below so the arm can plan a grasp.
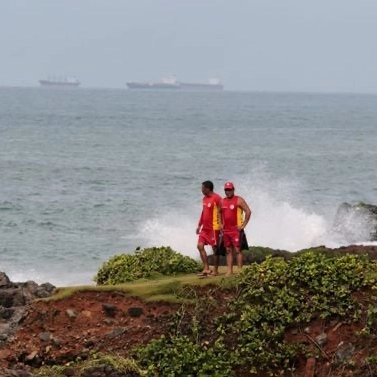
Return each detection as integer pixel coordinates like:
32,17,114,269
39,76,81,88
127,75,180,90
126,76,223,91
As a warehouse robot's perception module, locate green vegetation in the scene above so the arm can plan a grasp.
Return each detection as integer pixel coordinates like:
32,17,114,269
133,252,377,376
34,248,377,376
95,246,202,285
51,267,232,303
34,353,144,376
135,335,233,377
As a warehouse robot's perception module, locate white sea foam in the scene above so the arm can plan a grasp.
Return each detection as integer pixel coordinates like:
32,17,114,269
138,171,375,256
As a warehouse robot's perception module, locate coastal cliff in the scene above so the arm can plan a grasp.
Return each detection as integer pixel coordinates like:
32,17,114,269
2,245,377,376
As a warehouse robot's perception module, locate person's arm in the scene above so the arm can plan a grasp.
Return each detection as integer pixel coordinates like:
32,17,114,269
238,197,251,230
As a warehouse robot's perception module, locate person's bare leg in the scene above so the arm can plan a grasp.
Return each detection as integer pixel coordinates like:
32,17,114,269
197,243,210,273
225,247,233,276
235,247,243,271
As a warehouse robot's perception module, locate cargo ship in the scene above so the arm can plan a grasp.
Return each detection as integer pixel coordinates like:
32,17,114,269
126,76,180,90
126,76,223,91
39,76,81,88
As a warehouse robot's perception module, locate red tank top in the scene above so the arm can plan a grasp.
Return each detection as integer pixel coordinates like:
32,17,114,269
222,195,243,232
201,193,222,231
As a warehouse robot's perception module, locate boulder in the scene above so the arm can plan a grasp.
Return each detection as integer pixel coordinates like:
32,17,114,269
0,272,55,346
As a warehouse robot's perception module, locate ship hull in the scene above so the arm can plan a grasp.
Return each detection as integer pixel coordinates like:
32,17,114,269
126,82,180,89
180,83,223,91
127,82,223,90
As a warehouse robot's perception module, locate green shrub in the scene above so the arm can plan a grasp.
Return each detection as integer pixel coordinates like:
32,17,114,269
95,246,202,285
135,335,234,377
218,252,376,375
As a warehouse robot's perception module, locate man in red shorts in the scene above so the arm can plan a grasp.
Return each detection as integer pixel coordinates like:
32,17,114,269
196,181,222,276
222,182,251,276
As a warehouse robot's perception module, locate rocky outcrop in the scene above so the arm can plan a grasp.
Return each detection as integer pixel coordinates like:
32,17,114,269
333,202,377,242
0,272,55,345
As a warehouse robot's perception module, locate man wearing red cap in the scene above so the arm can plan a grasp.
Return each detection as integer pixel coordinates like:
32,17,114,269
222,182,251,275
196,180,222,276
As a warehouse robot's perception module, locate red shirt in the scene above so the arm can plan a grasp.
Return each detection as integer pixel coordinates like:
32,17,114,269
222,195,243,232
199,193,222,231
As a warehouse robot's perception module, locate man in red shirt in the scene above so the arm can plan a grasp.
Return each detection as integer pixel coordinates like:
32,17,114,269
196,181,222,276
222,182,251,276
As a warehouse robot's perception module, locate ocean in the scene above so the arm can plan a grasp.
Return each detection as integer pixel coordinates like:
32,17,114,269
1,87,376,286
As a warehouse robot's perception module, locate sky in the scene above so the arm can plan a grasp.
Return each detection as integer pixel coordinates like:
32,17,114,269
1,0,377,92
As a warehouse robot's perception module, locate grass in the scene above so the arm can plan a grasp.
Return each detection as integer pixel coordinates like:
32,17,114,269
48,266,237,303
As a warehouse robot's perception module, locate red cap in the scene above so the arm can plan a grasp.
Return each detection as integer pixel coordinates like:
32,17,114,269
224,182,235,190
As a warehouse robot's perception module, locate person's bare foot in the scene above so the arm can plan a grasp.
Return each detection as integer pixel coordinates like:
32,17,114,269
225,272,233,277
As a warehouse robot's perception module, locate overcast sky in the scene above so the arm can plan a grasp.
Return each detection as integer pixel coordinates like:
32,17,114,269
1,0,377,92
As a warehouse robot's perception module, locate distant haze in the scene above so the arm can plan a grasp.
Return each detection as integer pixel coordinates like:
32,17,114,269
1,0,377,92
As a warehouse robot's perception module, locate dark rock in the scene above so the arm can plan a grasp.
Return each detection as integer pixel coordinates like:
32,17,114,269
84,339,95,347
34,283,56,298
0,271,56,348
0,272,11,288
335,342,355,363
102,303,117,317
63,367,76,376
0,307,14,320
52,336,62,347
128,307,143,317
39,332,52,342
315,332,328,346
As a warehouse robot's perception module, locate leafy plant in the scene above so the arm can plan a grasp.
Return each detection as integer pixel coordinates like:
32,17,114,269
95,246,202,285
135,335,234,377
216,252,376,375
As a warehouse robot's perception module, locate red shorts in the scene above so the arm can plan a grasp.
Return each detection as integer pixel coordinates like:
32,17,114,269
198,229,220,246
223,231,241,248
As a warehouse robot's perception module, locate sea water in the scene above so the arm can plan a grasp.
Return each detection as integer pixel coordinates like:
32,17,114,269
1,87,376,285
